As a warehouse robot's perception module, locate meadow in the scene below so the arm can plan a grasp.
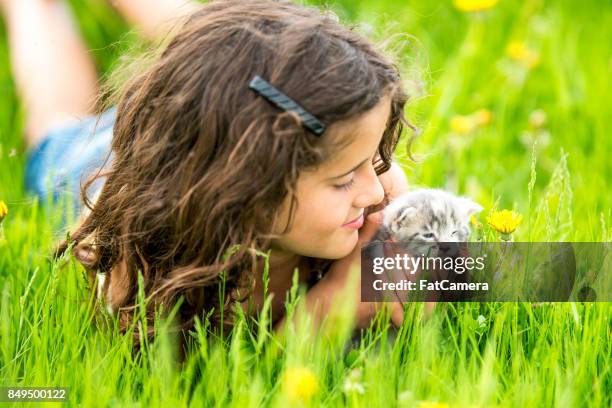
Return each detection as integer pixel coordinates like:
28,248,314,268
0,0,610,406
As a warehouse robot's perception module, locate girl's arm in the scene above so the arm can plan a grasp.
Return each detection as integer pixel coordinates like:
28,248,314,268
272,212,404,334
272,211,382,333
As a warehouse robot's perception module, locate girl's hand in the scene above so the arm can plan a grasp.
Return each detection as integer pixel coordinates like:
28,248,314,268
378,161,409,201
324,211,405,329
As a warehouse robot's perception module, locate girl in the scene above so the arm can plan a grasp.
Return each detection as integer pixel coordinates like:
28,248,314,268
3,0,413,340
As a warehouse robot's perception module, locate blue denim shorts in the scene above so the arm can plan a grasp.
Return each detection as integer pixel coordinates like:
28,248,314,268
25,106,116,216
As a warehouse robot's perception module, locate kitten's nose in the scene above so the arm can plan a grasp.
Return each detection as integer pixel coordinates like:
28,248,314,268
438,242,458,256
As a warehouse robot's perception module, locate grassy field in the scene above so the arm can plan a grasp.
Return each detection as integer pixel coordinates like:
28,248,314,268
0,0,610,407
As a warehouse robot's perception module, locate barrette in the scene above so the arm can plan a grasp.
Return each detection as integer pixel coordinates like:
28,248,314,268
249,75,326,136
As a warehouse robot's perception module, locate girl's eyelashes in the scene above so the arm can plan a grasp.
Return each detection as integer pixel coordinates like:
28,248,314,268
332,157,377,191
334,178,355,191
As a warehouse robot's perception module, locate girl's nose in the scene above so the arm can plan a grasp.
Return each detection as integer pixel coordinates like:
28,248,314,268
354,164,385,209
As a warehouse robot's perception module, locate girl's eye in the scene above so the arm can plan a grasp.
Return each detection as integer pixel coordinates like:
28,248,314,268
422,232,435,239
334,179,355,191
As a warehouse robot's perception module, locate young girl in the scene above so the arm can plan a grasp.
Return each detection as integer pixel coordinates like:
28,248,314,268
4,0,413,340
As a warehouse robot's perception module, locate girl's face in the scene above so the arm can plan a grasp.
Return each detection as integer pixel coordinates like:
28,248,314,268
273,94,391,259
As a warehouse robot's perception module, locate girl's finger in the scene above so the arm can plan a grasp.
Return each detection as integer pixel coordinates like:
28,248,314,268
390,302,405,327
357,211,383,247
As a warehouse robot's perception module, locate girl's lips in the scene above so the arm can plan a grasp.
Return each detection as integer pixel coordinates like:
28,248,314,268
342,212,364,229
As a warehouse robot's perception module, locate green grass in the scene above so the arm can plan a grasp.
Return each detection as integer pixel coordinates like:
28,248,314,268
0,0,610,406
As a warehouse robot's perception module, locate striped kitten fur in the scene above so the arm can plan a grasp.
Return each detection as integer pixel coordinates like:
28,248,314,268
379,188,483,255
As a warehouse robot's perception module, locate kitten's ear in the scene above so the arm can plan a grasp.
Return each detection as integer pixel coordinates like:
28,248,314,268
456,197,483,217
390,206,417,232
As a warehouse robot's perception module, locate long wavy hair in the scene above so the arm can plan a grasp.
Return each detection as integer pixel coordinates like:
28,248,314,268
54,0,416,341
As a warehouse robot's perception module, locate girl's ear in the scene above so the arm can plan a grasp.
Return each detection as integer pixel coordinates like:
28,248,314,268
456,197,483,217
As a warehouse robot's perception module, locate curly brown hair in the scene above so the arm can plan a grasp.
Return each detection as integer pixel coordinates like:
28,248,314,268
54,0,416,341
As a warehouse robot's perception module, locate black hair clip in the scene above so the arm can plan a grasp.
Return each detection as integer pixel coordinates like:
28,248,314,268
249,75,326,136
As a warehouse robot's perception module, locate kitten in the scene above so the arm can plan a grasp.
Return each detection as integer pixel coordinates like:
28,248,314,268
377,188,483,256
362,189,483,302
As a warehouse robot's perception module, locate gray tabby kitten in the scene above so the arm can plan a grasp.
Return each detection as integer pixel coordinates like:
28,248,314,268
378,188,483,256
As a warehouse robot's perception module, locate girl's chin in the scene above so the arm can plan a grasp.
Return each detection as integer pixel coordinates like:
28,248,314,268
327,231,359,259
287,230,360,260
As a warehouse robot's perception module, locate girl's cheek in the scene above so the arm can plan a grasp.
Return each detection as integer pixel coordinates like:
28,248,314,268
329,188,357,210
317,190,350,224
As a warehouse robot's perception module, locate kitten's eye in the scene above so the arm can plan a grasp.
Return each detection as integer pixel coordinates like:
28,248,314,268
451,230,458,237
422,232,435,239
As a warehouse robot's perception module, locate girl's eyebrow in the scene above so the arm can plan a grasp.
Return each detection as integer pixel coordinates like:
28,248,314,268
329,158,369,180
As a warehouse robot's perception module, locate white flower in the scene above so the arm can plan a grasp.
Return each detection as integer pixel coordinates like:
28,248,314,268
342,368,365,395
399,390,414,402
343,380,365,395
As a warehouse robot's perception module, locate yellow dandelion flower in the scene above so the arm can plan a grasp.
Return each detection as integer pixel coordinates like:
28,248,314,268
0,200,8,222
486,209,523,234
450,115,476,135
417,402,451,408
453,0,498,12
506,41,540,68
282,366,319,403
451,109,492,135
473,108,492,126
